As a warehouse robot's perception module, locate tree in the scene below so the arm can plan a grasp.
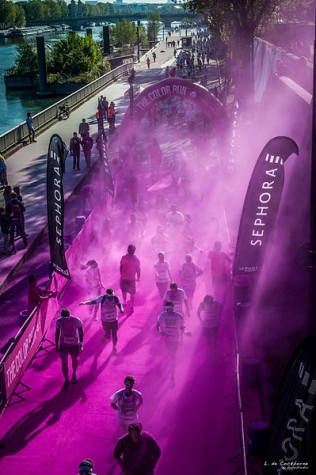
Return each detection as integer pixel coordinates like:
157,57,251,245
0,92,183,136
11,39,38,77
0,0,16,28
147,12,161,44
110,20,137,47
177,0,313,97
48,32,107,83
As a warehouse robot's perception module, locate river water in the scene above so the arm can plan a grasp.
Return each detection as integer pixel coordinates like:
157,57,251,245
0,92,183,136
0,23,176,137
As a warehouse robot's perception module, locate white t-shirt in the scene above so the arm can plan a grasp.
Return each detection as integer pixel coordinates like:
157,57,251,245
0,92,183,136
163,288,187,314
154,261,170,283
198,301,222,329
110,389,143,423
157,310,184,341
56,316,83,346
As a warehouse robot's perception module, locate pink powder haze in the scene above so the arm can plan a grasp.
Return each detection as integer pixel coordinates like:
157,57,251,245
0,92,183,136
0,31,313,475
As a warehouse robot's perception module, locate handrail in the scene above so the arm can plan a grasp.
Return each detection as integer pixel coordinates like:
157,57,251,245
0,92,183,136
0,61,132,154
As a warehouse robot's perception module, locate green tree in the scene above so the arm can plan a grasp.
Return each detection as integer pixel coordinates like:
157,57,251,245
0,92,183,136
177,0,313,92
14,4,26,27
0,0,16,28
147,12,161,44
11,39,38,76
110,20,137,46
48,32,106,83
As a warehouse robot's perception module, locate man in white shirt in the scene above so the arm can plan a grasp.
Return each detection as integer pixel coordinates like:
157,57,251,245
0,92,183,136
55,308,84,390
163,281,190,317
110,375,144,433
156,301,191,385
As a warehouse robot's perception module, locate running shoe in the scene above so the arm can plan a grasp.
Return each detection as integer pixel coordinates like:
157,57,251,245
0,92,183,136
71,374,78,384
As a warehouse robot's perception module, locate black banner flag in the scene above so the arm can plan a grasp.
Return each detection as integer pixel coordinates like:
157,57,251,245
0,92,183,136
47,134,70,279
265,337,316,474
233,136,299,275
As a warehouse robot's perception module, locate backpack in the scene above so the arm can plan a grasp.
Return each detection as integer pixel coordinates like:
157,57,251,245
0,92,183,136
11,203,22,222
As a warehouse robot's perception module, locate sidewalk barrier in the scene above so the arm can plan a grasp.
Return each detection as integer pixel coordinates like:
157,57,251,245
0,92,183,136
0,62,132,154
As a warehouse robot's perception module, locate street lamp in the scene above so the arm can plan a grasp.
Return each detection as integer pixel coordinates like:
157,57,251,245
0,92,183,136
137,20,140,63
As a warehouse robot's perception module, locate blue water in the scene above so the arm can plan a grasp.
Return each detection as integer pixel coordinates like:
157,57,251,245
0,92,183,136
0,23,175,137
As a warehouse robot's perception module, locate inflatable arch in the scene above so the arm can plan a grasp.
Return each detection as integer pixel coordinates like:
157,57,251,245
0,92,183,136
118,77,226,144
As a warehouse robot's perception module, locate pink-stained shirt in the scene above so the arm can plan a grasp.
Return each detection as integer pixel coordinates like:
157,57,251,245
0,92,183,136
120,254,141,281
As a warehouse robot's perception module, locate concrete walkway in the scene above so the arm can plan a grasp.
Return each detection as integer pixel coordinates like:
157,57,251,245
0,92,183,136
0,38,178,294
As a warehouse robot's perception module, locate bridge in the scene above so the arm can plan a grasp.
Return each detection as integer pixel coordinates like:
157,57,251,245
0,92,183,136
28,11,203,29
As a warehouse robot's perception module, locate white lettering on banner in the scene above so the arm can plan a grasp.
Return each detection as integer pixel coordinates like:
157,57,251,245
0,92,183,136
136,84,192,111
280,362,315,463
5,319,42,389
51,151,63,246
250,158,279,247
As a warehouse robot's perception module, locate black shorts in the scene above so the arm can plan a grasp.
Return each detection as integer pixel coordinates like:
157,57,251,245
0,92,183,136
60,344,80,357
120,279,136,294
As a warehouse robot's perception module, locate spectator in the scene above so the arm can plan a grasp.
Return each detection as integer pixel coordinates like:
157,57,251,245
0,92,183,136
152,51,156,62
81,132,93,169
0,153,8,188
79,118,90,138
70,132,81,171
0,207,10,255
3,185,12,205
146,57,151,69
107,102,116,133
27,274,55,315
55,308,84,391
6,192,27,250
114,422,161,475
26,112,36,143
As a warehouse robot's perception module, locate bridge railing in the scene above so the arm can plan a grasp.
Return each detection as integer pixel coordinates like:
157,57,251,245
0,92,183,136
0,61,132,155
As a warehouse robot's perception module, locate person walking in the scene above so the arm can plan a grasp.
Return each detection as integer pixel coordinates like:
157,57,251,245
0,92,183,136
179,254,203,307
163,281,190,317
197,294,222,343
146,57,151,69
152,51,156,63
0,153,8,188
55,308,84,391
120,244,141,312
156,301,191,385
114,422,161,475
80,288,124,352
6,192,27,250
154,252,172,299
80,260,103,320
26,112,36,143
0,207,10,255
208,240,231,301
81,131,93,169
107,101,116,133
70,132,81,171
78,118,90,139
110,376,144,433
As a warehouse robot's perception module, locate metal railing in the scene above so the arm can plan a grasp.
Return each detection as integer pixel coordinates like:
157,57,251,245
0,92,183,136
0,60,132,154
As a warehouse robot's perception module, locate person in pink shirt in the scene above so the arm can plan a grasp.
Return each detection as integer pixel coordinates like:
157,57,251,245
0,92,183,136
120,244,141,311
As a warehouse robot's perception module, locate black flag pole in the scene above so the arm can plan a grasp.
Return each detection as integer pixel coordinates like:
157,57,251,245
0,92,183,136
309,14,316,335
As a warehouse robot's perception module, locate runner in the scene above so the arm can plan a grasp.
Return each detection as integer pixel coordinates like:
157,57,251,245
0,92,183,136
80,288,124,352
110,376,144,433
55,308,84,391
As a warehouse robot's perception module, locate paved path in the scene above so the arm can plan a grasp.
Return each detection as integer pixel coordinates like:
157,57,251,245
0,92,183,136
0,38,178,294
0,34,264,475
